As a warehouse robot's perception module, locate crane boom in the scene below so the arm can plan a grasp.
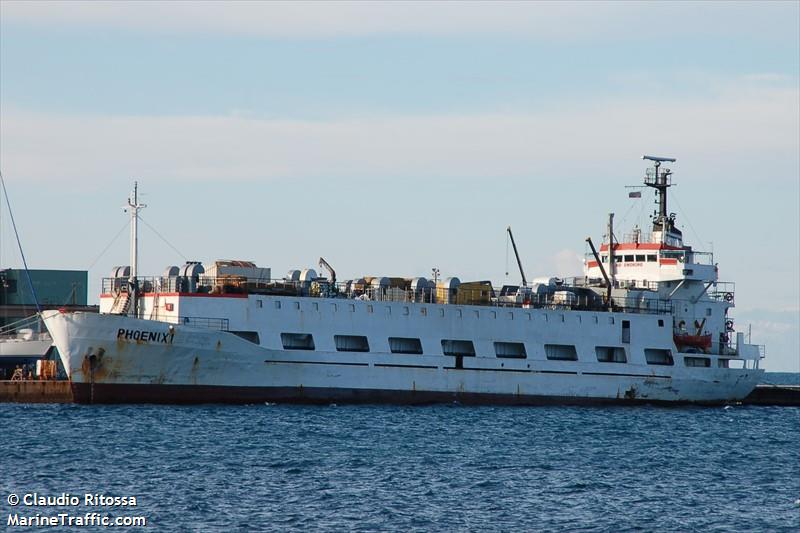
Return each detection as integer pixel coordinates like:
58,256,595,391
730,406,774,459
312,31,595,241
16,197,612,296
506,226,527,287
318,257,336,285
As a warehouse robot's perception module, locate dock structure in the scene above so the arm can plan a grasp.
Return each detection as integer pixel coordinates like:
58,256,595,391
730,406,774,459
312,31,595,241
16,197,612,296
0,380,72,403
0,381,797,406
743,384,800,407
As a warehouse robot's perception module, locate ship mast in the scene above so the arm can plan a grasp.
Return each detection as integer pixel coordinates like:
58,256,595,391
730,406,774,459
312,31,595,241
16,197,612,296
127,182,146,317
642,155,676,243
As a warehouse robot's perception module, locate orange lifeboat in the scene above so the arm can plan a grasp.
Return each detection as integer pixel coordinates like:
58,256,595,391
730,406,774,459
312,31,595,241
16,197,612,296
673,333,712,351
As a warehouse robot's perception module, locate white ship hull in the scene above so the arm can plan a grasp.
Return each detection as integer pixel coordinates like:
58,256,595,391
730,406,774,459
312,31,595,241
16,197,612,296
41,300,762,405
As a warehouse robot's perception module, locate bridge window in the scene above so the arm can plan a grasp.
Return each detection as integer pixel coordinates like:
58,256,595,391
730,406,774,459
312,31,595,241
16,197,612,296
281,333,315,350
635,255,645,262
624,255,634,262
647,255,657,262
601,255,608,263
334,335,369,353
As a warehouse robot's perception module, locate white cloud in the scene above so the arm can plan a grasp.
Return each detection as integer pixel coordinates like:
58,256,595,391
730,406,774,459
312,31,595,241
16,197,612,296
1,1,797,41
1,84,796,186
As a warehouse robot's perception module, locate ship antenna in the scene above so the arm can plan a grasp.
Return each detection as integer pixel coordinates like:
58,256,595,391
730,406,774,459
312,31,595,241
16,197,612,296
642,155,676,242
127,181,146,317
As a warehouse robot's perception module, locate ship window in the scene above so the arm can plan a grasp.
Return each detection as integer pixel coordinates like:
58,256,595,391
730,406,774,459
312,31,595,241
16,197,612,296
624,255,634,262
491,311,496,319
608,316,615,324
331,303,338,312
334,335,369,353
313,302,319,311
439,309,445,317
508,312,514,320
403,306,409,316
456,309,462,318
293,301,300,310
544,344,578,361
232,331,260,344
647,255,657,262
386,306,391,315
560,314,565,322
525,313,531,320
421,307,427,316
718,359,729,368
601,255,607,263
256,300,263,308
635,255,645,262
684,356,710,367
594,316,599,324
494,342,527,359
615,256,623,263
706,308,712,316
596,346,626,363
367,304,373,313
542,314,548,322
622,320,630,343
644,348,673,366
349,304,356,312
441,339,476,357
474,310,480,319
658,319,664,327
275,301,281,309
389,337,423,355
281,333,315,351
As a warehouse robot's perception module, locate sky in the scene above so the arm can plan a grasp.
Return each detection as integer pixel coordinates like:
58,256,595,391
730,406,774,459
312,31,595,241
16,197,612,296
0,1,798,371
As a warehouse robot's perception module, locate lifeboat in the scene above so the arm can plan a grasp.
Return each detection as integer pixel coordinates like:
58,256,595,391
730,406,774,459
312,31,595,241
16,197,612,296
673,332,712,351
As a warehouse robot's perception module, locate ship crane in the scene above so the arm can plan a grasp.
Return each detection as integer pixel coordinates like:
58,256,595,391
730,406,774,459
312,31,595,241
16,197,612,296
318,257,336,285
506,226,527,287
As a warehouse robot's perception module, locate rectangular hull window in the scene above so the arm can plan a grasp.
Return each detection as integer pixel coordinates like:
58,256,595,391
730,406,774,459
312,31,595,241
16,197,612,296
595,346,626,363
494,342,527,359
334,335,370,353
441,340,476,357
281,333,315,351
232,331,260,344
389,337,423,355
684,356,711,367
544,344,578,361
644,348,673,366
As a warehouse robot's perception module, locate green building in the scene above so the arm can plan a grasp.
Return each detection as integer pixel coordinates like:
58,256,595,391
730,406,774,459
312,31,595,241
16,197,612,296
0,269,93,330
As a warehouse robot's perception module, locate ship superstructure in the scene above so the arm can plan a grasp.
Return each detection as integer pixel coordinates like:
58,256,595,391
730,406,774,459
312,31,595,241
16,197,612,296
42,158,764,404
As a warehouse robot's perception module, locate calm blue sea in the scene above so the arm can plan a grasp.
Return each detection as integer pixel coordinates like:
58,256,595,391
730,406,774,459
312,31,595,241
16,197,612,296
1,399,798,532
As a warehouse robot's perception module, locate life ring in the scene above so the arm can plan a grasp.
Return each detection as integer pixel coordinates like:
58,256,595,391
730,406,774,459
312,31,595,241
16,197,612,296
724,292,734,302
725,320,734,332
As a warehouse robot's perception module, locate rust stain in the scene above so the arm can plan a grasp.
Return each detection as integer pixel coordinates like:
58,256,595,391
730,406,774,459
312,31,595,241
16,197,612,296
81,347,109,382
190,356,199,385
624,386,638,400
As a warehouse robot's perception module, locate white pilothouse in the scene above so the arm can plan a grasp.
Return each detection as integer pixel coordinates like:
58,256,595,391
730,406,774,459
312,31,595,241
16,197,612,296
42,158,764,404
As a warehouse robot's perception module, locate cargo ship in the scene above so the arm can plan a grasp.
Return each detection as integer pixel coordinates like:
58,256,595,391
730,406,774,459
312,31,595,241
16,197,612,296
42,156,764,404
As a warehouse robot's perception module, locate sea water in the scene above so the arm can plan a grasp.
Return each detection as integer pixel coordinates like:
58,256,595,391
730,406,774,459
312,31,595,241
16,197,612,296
1,399,798,532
